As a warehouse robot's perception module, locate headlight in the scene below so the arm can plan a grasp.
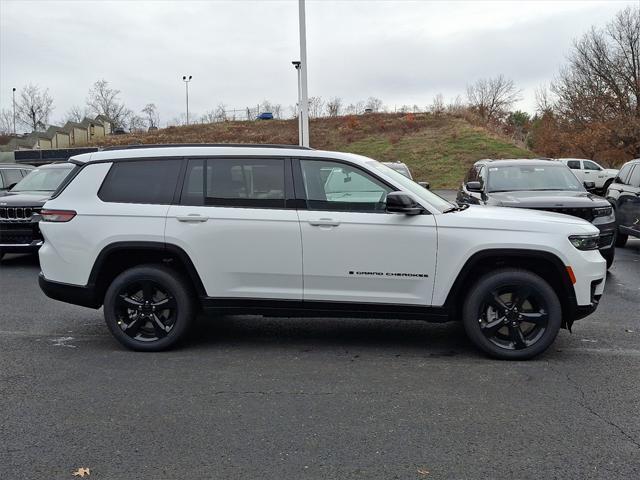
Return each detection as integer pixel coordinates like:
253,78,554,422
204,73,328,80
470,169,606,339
593,206,613,217
569,234,600,250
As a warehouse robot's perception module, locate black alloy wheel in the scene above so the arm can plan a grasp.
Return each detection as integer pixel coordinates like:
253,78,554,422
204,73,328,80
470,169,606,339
104,265,194,351
462,269,562,360
115,280,178,342
478,285,548,351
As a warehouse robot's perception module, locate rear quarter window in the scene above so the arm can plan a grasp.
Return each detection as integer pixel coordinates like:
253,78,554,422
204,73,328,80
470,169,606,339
99,159,182,204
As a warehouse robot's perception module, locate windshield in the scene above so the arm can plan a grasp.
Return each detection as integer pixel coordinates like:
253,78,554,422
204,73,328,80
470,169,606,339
384,163,412,179
11,164,75,192
487,164,585,192
367,161,455,213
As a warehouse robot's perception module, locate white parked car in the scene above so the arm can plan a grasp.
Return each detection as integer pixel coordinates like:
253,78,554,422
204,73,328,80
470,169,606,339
38,145,606,359
559,158,619,192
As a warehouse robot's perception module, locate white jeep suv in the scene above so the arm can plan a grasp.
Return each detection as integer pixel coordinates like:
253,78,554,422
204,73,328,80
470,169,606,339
559,158,619,192
38,145,606,359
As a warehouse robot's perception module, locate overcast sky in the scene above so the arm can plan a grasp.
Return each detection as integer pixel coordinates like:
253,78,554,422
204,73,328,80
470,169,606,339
0,0,637,127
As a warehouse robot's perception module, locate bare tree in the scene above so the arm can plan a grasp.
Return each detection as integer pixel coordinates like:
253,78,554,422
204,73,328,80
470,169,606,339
127,113,147,133
215,103,228,122
308,96,325,118
0,109,13,134
62,105,87,123
466,75,521,122
550,6,639,156
86,80,130,128
535,85,555,115
429,94,445,115
141,103,160,128
326,97,342,117
16,84,54,132
365,96,383,112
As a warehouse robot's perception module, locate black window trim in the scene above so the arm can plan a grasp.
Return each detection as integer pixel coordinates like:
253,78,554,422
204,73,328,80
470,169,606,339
291,156,408,214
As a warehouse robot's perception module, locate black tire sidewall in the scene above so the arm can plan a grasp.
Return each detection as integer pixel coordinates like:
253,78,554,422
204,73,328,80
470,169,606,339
104,265,194,351
615,231,628,247
462,269,562,360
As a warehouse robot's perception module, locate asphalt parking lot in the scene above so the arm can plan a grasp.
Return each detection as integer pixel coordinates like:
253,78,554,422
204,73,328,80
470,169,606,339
1,242,638,478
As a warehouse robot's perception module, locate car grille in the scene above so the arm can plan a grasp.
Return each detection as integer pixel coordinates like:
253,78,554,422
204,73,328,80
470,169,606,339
0,207,41,245
598,232,614,249
0,207,39,222
534,207,595,222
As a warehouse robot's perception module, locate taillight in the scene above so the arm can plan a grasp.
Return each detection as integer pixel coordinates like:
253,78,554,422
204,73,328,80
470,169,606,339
40,209,77,222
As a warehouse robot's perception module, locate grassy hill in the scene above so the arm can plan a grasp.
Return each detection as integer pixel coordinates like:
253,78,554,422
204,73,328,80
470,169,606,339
93,113,534,188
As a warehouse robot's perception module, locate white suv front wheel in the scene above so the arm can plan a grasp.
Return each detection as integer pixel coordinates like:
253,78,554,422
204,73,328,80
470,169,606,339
104,265,195,351
462,269,562,360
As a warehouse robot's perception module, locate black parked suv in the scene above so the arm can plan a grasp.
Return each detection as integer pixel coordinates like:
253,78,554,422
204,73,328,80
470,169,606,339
457,159,617,268
0,163,75,261
0,164,34,196
605,158,640,247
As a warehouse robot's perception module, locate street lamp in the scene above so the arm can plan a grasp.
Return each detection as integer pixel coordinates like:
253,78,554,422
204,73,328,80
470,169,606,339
292,61,302,146
182,75,192,125
12,87,16,135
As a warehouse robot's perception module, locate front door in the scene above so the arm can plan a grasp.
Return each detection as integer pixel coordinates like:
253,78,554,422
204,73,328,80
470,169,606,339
165,157,303,300
295,159,437,305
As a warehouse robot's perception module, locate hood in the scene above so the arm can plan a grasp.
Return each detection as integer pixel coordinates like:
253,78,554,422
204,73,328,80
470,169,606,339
438,205,599,236
486,190,609,208
0,191,52,207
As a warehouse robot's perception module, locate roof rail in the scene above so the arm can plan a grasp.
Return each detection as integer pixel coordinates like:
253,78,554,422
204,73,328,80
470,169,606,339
100,143,314,151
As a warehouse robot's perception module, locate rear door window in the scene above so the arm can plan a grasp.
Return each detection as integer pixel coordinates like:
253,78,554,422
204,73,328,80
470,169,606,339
99,159,182,204
180,158,285,208
566,160,581,170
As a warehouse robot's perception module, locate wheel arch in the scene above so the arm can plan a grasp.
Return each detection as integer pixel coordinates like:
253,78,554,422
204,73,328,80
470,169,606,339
443,249,577,328
89,241,206,307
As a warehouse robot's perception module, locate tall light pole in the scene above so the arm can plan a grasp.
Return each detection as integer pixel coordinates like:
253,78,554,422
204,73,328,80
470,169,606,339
292,61,302,146
12,87,17,135
182,75,192,125
298,0,310,147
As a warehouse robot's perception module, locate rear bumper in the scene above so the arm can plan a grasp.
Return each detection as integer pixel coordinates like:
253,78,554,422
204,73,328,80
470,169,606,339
38,273,101,309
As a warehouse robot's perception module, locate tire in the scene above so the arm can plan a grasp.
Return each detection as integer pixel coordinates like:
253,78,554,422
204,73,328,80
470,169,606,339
602,248,615,269
462,269,562,360
615,232,628,247
103,264,195,351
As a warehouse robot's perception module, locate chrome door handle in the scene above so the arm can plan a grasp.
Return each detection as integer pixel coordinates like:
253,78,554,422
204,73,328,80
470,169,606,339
176,214,208,222
308,218,340,227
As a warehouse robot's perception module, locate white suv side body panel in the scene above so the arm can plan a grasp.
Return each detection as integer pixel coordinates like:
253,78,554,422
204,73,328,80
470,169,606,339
165,205,303,299
431,206,606,306
39,162,171,286
297,210,437,304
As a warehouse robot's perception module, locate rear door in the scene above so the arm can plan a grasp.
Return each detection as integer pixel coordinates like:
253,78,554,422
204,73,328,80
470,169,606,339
165,157,303,300
295,158,437,305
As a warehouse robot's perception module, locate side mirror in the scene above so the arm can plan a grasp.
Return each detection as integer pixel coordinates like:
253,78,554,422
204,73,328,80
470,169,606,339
418,181,430,190
584,181,596,191
386,192,425,215
466,181,483,193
